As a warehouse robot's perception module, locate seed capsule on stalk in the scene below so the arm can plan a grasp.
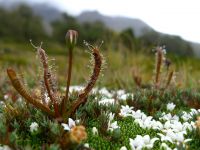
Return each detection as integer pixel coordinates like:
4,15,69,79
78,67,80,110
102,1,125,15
65,30,78,49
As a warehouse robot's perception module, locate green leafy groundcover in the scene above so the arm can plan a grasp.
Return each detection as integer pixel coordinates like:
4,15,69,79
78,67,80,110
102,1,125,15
1,29,199,150
86,117,159,150
0,88,200,150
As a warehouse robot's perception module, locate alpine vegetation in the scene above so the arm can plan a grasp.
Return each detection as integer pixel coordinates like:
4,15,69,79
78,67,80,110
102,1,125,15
0,30,200,150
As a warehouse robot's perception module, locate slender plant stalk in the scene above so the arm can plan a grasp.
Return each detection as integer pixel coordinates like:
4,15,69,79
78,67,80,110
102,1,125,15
69,44,102,117
7,68,55,117
61,29,78,116
37,47,60,117
165,70,174,89
155,47,163,89
62,48,73,114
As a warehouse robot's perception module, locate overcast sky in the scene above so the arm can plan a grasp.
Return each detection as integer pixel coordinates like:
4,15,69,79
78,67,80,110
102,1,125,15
28,0,200,43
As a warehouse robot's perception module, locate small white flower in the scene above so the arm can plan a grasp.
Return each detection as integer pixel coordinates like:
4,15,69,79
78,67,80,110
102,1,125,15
130,136,144,150
108,121,119,132
185,138,192,142
181,112,191,122
143,116,153,124
61,118,76,131
175,132,185,142
167,103,176,111
163,129,186,143
160,113,179,121
0,101,5,107
143,135,159,149
92,127,98,135
4,94,9,100
75,119,80,124
132,110,145,119
84,143,89,148
120,146,127,150
119,94,128,101
116,90,125,96
120,93,133,100
119,105,134,117
182,122,193,131
17,97,22,102
165,130,177,142
160,143,172,150
164,121,185,133
190,109,198,115
152,121,163,130
157,133,173,143
30,122,39,132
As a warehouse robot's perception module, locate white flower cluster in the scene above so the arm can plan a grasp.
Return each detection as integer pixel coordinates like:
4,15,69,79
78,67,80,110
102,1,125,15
119,104,200,149
61,85,98,94
115,89,133,101
98,88,133,105
98,98,115,105
59,86,200,149
61,86,134,105
120,105,163,130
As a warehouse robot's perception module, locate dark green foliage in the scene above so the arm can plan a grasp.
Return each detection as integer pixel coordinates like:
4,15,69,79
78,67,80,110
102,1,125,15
0,5,47,42
140,31,194,56
80,22,114,45
0,119,7,137
186,129,200,150
98,112,109,136
52,15,114,48
51,13,81,44
120,28,137,51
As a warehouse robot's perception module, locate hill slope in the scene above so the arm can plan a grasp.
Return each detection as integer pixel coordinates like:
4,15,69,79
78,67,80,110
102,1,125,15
0,0,200,56
77,11,153,36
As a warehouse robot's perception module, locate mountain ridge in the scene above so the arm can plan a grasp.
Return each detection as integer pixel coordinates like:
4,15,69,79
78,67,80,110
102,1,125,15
0,0,200,55
77,11,153,36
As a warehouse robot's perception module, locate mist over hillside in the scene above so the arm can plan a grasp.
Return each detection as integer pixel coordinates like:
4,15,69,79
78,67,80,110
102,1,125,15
0,0,153,36
0,0,200,56
77,11,153,37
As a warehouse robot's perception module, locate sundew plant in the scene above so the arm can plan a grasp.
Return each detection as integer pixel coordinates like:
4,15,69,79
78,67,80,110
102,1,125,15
0,30,200,150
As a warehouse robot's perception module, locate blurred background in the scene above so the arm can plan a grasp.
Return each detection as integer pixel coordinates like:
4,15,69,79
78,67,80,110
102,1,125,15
0,0,200,91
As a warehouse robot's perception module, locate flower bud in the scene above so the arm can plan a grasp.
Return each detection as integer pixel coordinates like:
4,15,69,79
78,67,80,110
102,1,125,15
65,30,78,49
70,125,87,143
